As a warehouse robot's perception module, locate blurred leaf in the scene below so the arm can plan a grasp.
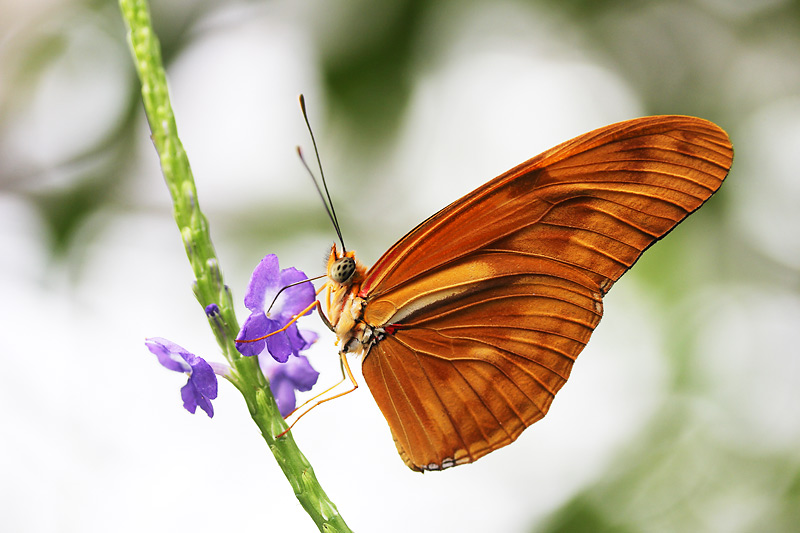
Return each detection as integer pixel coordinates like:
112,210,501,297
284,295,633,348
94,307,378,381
536,497,634,533
30,173,113,257
322,0,429,145
535,0,635,19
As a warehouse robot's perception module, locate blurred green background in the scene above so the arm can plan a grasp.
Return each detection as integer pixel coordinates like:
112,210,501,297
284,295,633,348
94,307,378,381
2,0,799,531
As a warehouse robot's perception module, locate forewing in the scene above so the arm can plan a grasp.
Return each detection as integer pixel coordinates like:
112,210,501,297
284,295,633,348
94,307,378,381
360,115,733,303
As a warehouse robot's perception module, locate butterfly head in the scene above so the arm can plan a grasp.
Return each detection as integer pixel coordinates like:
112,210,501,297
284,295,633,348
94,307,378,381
326,244,363,287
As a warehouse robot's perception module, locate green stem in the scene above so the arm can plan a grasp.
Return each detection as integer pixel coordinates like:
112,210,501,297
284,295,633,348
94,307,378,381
119,1,351,530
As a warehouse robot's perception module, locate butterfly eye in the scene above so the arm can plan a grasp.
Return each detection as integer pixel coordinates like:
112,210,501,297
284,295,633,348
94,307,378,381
330,257,356,284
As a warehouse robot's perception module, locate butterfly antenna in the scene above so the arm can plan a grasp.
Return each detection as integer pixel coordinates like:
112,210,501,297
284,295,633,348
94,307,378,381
298,94,347,253
296,147,345,253
266,274,327,314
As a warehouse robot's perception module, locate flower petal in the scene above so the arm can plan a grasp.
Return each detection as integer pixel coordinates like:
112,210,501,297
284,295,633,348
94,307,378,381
146,337,191,373
258,353,320,417
276,267,316,317
265,328,292,363
194,390,215,418
236,312,269,357
180,381,199,414
185,354,218,400
243,254,280,312
272,376,298,417
287,326,318,353
285,354,320,392
181,378,214,418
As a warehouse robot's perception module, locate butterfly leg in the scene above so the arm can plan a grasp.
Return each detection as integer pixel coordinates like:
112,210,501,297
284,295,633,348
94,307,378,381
237,299,320,344
277,351,359,437
316,300,335,333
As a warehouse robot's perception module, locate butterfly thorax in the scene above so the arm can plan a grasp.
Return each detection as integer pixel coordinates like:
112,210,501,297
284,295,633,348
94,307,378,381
324,245,373,357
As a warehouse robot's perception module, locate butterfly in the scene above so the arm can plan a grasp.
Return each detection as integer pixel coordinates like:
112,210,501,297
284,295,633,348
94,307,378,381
314,115,733,472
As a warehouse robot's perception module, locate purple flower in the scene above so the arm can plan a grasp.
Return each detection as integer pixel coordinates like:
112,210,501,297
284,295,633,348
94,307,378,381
234,254,321,416
235,254,317,363
146,337,218,417
260,353,320,416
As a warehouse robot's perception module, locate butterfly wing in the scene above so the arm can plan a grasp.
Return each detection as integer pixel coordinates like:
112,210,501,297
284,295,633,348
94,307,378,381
358,116,733,471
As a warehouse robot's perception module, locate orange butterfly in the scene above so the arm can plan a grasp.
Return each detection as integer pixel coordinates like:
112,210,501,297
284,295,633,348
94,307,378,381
310,115,733,472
